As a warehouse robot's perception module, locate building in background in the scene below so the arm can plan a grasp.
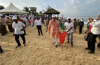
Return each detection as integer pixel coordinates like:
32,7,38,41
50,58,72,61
29,7,37,15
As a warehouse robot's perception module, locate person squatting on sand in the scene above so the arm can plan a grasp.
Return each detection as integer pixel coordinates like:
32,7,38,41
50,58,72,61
64,17,74,46
86,16,100,54
12,16,26,48
48,14,59,48
35,17,43,36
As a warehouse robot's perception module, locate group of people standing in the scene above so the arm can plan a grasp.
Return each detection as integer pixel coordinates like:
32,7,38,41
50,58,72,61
0,15,13,36
0,15,27,53
1,14,100,54
0,14,85,53
85,15,100,54
48,15,84,48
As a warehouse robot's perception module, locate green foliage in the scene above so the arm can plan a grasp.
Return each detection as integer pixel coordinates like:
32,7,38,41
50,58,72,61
33,12,39,16
39,11,42,14
23,6,30,13
46,5,52,10
0,5,4,10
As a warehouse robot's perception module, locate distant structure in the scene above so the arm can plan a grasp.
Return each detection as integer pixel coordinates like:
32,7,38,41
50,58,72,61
29,7,37,14
44,8,60,18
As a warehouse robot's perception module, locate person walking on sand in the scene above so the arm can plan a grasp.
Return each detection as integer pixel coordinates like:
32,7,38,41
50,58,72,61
73,18,78,32
44,18,49,32
35,17,43,36
85,18,93,50
48,14,59,48
87,15,100,54
18,16,27,35
64,18,74,46
12,16,26,48
30,17,34,27
79,18,84,34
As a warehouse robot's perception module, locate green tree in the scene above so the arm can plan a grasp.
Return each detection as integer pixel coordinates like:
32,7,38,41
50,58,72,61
46,5,52,10
23,6,30,13
39,11,42,15
0,5,4,10
33,12,39,16
42,10,45,13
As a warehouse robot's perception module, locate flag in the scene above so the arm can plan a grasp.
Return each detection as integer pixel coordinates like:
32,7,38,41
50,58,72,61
61,23,65,30
59,32,67,44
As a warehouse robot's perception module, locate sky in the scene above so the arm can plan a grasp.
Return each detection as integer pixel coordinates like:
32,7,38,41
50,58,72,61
0,0,100,17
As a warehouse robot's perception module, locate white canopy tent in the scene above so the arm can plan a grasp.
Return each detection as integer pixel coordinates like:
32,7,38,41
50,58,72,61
0,3,28,14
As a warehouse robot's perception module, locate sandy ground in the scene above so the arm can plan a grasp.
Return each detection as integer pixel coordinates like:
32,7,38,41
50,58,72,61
0,25,100,65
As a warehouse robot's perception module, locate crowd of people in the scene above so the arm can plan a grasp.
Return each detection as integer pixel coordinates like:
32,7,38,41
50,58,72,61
0,14,100,54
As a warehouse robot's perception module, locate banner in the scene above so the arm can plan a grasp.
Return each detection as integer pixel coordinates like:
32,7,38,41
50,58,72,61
59,32,67,44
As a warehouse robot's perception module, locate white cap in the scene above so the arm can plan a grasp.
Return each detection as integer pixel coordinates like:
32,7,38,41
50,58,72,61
81,19,83,21
94,20,96,22
67,17,71,20
0,14,3,16
12,16,17,19
5,15,9,18
52,14,56,18
9,15,13,17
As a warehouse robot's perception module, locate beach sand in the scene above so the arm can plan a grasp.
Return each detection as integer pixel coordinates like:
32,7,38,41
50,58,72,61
0,25,100,65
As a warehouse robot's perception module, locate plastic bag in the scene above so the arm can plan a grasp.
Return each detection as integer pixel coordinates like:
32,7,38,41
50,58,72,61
28,20,31,24
59,32,67,44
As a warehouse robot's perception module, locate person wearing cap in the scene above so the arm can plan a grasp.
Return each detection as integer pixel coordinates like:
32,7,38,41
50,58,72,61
0,15,7,36
64,18,74,46
12,16,26,48
87,16,100,54
79,18,84,34
35,17,43,36
48,14,59,48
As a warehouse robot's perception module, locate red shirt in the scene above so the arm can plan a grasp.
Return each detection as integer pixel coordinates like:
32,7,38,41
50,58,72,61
88,25,92,33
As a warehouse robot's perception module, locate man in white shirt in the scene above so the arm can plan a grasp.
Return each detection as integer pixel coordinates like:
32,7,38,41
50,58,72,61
64,18,74,46
30,17,34,27
12,16,26,48
35,17,43,36
88,17,100,54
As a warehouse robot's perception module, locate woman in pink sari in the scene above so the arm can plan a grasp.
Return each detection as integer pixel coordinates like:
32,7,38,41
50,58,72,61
48,14,59,48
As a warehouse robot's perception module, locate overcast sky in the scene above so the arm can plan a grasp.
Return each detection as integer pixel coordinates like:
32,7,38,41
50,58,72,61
0,0,100,17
